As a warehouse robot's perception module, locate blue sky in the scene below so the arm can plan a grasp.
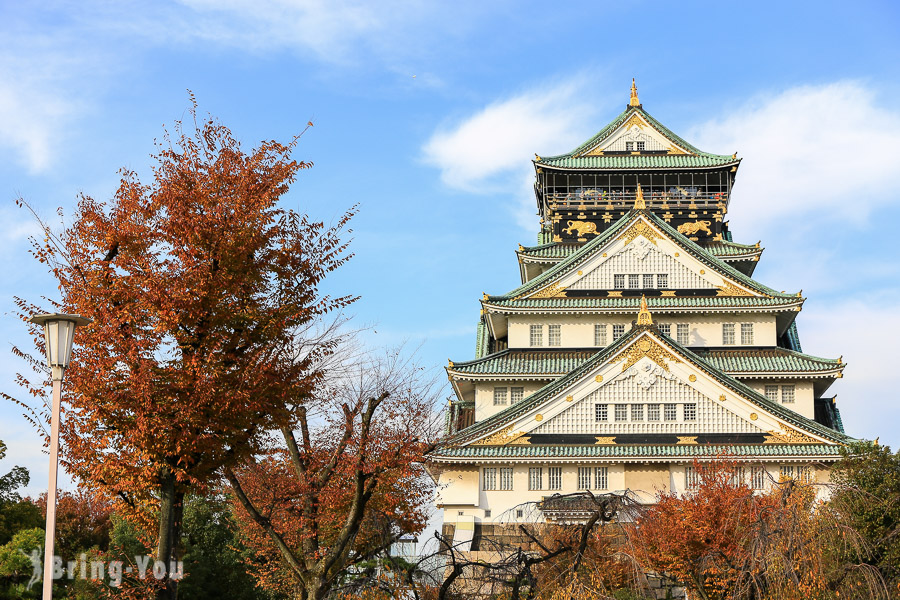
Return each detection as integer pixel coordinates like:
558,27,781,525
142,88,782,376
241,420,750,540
1,0,899,494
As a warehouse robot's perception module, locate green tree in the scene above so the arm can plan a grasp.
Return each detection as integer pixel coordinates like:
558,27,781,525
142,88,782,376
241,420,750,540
0,440,42,546
0,527,42,599
178,493,274,600
831,441,900,591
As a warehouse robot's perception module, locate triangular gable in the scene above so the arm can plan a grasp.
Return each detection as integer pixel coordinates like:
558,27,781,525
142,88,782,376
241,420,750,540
579,110,692,156
507,212,774,301
450,326,849,449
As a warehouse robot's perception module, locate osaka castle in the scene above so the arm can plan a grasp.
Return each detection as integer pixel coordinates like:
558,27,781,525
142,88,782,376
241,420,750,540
427,81,851,544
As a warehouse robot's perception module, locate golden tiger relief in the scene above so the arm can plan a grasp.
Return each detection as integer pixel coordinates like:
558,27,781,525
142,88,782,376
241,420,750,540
563,220,599,236
677,220,713,236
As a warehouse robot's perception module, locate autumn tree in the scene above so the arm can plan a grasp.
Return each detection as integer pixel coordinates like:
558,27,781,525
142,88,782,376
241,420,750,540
9,99,354,599
634,457,888,600
227,347,442,600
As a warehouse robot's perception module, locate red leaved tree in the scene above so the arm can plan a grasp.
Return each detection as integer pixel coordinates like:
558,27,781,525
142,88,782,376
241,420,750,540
227,348,442,600
9,98,355,599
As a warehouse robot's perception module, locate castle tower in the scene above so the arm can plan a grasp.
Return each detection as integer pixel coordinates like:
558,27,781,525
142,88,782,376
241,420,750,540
427,82,849,549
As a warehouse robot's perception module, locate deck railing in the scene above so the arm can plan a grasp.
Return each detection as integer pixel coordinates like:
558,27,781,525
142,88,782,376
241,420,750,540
545,189,728,210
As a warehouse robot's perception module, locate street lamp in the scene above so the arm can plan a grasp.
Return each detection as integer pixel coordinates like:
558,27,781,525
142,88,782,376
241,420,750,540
28,313,91,600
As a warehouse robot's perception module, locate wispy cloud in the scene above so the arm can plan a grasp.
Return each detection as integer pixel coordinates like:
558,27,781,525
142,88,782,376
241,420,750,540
689,81,900,231
422,77,612,227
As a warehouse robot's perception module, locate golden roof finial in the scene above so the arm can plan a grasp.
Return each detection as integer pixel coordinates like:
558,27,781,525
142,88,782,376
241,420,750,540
629,78,640,107
637,294,653,325
634,183,646,210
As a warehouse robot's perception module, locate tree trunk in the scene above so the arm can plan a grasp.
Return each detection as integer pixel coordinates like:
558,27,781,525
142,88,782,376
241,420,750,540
157,468,184,600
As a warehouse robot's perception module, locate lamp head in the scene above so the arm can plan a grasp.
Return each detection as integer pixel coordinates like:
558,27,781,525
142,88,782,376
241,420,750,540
28,313,92,381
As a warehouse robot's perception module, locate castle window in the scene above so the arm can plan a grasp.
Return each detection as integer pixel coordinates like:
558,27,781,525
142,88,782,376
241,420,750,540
648,404,661,421
723,323,736,345
614,404,628,421
751,466,767,489
796,466,812,483
577,467,592,490
780,465,795,480
595,467,608,490
595,404,608,421
765,385,779,401
657,274,668,288
684,403,697,421
676,324,689,345
548,324,561,347
685,466,699,489
781,385,795,404
594,324,607,346
528,467,543,490
658,323,671,337
549,467,562,490
636,141,645,151
614,274,625,289
483,468,497,490
510,387,524,404
493,387,508,406
643,274,654,288
530,324,543,347
628,274,640,289
741,323,754,345
484,510,491,517
631,404,644,421
625,141,634,151
500,468,514,490
613,324,626,340
664,404,677,421
516,509,523,518
730,466,746,486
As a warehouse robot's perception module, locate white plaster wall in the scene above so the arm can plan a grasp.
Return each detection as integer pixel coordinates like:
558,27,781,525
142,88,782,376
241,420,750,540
507,313,778,349
474,381,550,421
440,461,831,526
743,379,816,420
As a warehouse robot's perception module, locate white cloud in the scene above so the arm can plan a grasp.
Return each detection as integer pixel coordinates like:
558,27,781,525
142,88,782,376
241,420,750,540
422,78,612,227
0,48,84,174
688,81,900,232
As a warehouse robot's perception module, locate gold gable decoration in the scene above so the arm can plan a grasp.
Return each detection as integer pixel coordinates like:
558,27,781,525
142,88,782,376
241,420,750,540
473,425,531,446
716,281,756,297
617,220,659,246
527,282,567,299
763,426,821,445
617,336,681,372
636,295,653,325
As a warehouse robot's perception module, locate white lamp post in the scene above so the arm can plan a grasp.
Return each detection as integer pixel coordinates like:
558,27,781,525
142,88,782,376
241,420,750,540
28,313,91,600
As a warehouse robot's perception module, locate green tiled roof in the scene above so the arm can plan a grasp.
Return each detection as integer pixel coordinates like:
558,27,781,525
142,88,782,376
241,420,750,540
520,240,760,262
429,443,842,460
705,240,763,258
535,106,738,171
519,243,580,260
449,348,842,378
451,350,594,377
486,295,801,311
475,320,489,359
695,349,842,375
493,210,793,303
437,324,852,451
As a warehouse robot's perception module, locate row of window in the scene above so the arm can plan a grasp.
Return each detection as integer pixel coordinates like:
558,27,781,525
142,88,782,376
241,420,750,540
613,274,669,289
765,384,795,404
482,466,609,491
595,402,696,422
684,465,812,490
493,386,525,406
484,465,812,493
528,323,754,347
